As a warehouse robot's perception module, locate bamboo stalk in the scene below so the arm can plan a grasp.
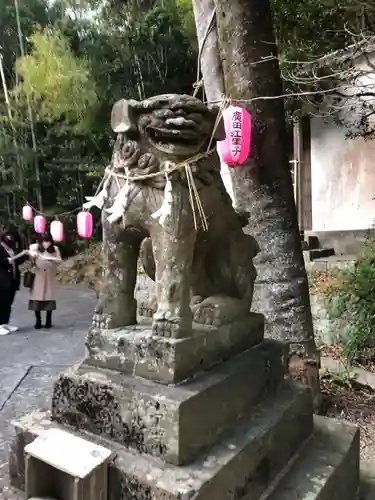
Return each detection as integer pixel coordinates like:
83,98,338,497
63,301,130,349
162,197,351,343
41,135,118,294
0,51,21,190
14,0,43,211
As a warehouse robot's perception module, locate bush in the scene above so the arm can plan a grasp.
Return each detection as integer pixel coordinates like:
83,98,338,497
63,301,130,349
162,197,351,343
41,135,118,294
325,230,375,361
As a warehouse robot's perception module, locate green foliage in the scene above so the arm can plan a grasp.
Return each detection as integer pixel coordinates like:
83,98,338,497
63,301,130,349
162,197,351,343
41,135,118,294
0,0,197,253
325,230,375,361
14,27,98,130
271,0,357,59
128,4,196,97
0,0,55,82
175,0,197,47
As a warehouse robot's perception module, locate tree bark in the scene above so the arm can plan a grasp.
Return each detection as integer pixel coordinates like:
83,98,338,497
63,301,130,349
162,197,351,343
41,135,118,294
191,0,224,102
192,0,320,404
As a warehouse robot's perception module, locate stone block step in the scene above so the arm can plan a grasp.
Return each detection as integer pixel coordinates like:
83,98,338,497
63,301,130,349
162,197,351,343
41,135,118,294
263,416,360,500
303,248,335,263
51,340,286,466
307,235,320,250
85,313,265,384
10,381,313,499
309,248,335,260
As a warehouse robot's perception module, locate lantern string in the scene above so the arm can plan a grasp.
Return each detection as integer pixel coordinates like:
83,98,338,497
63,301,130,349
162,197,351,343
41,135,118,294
22,199,82,219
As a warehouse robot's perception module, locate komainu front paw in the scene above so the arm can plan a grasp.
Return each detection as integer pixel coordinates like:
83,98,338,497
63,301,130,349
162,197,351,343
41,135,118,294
152,317,177,338
138,296,157,318
190,295,205,307
152,309,192,338
191,296,249,326
92,299,106,329
92,296,137,329
92,308,112,330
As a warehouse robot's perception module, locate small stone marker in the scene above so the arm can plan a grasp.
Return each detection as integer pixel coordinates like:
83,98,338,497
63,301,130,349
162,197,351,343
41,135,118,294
24,428,112,500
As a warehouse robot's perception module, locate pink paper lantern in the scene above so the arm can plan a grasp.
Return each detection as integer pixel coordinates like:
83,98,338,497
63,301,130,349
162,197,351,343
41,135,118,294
77,210,93,238
34,215,46,234
217,104,251,166
22,204,33,221
50,220,64,242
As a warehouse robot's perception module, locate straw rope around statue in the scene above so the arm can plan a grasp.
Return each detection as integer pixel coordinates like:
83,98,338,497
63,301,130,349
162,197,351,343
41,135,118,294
83,96,232,232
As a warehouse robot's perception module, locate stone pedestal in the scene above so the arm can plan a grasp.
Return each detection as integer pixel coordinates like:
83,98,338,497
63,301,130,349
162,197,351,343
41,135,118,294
51,340,284,466
8,314,360,499
85,314,265,384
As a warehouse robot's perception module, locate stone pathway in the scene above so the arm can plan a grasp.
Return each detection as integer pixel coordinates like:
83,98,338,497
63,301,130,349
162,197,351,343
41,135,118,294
0,286,95,499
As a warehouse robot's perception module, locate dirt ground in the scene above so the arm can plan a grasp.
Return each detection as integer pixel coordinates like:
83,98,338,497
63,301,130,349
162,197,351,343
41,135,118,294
320,374,375,461
318,344,375,460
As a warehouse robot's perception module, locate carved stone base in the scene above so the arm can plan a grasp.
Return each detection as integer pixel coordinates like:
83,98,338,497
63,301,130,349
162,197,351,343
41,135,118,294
85,313,265,384
11,382,319,499
51,341,285,466
9,382,360,500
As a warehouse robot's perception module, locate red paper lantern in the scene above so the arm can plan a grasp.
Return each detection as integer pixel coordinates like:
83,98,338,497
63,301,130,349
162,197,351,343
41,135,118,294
22,204,33,221
217,105,251,166
34,215,46,234
77,210,93,238
50,220,64,242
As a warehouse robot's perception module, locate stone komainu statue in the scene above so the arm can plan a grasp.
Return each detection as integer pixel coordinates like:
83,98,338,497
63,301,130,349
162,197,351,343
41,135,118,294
93,94,259,338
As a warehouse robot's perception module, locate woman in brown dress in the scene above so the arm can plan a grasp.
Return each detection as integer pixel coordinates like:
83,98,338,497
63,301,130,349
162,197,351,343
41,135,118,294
28,233,62,329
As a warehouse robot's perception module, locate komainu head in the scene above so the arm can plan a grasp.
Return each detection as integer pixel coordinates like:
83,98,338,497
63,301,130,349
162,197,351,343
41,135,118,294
111,94,225,160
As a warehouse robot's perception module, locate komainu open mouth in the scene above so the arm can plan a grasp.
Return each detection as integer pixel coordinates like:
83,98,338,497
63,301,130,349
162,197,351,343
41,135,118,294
146,124,206,155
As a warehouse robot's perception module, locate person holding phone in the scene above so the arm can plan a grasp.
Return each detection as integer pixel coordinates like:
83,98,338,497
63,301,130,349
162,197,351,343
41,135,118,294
0,227,29,334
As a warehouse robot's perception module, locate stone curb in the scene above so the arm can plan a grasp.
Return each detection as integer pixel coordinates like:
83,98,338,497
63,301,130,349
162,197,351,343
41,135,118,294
320,357,375,390
359,460,375,499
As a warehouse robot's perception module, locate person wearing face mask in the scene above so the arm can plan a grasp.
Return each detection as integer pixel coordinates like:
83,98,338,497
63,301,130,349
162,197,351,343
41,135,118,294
28,233,62,329
0,227,29,334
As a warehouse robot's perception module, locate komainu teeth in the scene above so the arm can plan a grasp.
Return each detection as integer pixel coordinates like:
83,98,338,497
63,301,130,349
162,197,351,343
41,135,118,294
165,118,196,128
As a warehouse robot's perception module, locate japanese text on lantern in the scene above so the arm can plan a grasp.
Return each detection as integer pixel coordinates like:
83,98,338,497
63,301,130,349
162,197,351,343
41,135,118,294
231,111,242,157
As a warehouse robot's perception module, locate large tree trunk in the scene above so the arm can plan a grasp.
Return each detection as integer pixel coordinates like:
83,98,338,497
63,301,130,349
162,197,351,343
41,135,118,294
192,0,320,405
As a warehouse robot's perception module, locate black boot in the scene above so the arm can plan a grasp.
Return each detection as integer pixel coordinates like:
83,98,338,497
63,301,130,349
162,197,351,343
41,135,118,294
35,312,42,329
45,311,53,329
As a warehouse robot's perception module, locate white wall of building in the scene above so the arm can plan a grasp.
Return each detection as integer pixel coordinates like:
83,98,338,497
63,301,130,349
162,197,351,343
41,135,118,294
310,118,375,230
219,49,375,231
310,50,375,231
